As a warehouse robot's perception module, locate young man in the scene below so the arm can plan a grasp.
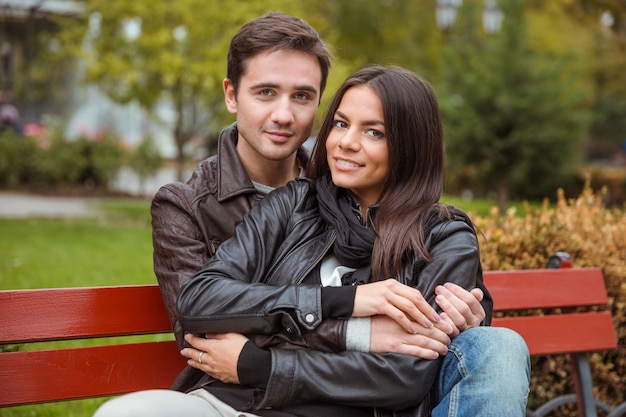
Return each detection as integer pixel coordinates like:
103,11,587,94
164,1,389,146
94,11,528,417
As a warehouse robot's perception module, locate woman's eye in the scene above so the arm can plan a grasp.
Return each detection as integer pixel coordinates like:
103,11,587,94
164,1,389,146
367,129,384,138
333,120,348,129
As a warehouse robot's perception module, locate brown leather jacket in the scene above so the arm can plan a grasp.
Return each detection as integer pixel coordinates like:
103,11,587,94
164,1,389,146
151,123,316,392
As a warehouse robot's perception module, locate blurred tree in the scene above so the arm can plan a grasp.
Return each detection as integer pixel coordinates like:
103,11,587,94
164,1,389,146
56,0,329,181
127,137,164,196
556,0,626,157
325,1,439,73
438,0,591,210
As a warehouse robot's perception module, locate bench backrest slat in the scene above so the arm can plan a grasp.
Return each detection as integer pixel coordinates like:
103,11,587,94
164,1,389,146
0,285,172,344
492,311,616,355
0,341,184,407
484,267,607,311
0,266,618,408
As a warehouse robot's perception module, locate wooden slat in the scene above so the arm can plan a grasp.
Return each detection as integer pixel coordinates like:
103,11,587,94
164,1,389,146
492,311,617,356
0,286,172,344
0,341,184,407
483,268,607,311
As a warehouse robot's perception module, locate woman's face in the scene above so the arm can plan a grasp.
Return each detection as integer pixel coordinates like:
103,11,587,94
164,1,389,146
326,85,389,209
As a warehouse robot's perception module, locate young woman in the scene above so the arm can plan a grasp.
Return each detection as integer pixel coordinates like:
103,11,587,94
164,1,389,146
174,65,530,417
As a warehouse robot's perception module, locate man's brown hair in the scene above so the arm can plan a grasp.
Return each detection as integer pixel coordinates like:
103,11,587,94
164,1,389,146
227,11,331,95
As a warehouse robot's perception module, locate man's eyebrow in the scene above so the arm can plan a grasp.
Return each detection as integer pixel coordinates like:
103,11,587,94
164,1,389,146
249,82,319,94
249,82,280,90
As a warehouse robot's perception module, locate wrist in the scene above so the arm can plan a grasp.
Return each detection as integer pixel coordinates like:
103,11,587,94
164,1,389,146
346,317,371,352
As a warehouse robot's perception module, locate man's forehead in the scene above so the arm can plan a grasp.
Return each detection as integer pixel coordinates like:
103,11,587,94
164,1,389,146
240,49,322,91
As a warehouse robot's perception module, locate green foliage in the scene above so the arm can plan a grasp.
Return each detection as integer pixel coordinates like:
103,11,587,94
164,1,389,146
0,127,125,191
0,130,40,188
439,0,591,209
127,137,165,191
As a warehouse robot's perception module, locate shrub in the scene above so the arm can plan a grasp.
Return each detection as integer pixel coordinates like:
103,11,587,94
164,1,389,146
0,127,125,192
473,185,626,415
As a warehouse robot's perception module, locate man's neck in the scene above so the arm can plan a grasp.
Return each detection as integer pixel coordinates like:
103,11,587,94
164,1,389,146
237,147,301,188
246,158,300,188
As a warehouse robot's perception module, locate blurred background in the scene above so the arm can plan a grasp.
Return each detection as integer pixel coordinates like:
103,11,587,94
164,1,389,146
2,2,626,416
1,0,625,208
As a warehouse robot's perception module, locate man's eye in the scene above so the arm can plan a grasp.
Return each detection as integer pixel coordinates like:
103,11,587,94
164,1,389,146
295,92,311,100
259,89,274,96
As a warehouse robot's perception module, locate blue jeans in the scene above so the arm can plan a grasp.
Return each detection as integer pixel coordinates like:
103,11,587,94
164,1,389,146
432,326,531,417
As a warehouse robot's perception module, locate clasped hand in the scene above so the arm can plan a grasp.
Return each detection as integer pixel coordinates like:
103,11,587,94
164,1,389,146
354,279,485,355
180,333,248,384
181,280,485,382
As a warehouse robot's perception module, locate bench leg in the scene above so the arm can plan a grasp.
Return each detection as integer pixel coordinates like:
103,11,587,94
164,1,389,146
606,401,626,417
572,352,598,417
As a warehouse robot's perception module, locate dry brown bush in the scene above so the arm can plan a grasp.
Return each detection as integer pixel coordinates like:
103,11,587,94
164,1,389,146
472,185,626,416
472,187,626,417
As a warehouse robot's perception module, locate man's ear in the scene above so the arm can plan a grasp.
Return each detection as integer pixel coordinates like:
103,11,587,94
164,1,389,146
224,78,237,114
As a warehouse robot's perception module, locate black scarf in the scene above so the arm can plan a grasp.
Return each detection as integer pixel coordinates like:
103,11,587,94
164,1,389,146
316,175,376,284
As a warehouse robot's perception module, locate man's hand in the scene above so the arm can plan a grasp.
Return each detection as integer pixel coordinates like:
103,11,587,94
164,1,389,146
180,333,249,384
353,279,444,333
370,315,451,360
435,283,485,338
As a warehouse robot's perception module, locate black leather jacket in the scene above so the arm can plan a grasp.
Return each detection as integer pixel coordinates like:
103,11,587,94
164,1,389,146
178,178,492,416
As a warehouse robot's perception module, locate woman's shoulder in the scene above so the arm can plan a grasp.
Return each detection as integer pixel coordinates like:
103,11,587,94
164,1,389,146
425,204,474,237
258,178,317,211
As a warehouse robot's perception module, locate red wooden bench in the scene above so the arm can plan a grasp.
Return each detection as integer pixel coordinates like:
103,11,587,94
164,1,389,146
0,265,620,416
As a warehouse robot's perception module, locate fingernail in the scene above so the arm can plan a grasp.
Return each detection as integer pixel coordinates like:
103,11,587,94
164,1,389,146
425,320,434,329
435,285,444,295
410,324,419,334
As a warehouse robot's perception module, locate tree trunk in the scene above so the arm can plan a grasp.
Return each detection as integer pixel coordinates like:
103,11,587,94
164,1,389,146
497,173,510,213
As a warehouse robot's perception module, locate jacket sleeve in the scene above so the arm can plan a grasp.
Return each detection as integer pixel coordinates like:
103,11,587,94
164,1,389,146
177,181,328,336
151,184,214,350
420,218,493,323
255,220,484,410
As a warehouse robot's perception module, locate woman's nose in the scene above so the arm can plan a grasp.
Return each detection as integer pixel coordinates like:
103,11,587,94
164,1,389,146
338,128,360,151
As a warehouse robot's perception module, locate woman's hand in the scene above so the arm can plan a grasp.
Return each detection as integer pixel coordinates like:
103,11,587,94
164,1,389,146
370,315,451,359
353,279,450,333
435,283,485,338
180,333,249,384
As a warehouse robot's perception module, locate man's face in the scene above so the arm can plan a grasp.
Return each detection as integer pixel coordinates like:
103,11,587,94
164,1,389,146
224,49,322,166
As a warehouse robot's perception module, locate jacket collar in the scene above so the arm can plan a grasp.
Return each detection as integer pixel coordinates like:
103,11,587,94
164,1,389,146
216,123,311,202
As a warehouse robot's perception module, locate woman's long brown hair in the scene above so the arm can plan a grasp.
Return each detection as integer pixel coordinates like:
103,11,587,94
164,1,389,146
309,65,455,279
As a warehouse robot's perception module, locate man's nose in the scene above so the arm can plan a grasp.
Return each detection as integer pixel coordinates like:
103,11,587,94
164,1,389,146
271,97,295,125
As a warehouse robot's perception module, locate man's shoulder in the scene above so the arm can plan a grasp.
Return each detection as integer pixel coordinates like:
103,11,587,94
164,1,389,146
152,156,219,207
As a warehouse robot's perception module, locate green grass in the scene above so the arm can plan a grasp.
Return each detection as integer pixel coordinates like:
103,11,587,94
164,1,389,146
441,195,542,217
0,199,155,290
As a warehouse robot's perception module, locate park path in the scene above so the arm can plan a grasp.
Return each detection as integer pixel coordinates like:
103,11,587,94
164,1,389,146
0,192,100,218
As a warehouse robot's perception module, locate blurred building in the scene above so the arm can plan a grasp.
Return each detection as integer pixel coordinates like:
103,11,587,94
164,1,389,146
0,1,175,158
0,0,83,123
